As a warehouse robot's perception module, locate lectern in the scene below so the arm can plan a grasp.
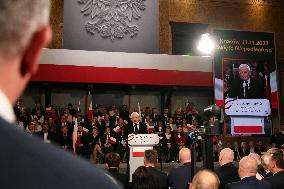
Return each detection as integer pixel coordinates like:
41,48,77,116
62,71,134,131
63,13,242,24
127,134,159,182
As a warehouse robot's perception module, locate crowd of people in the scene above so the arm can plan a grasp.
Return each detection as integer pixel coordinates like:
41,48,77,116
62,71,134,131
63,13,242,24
14,101,207,163
14,100,284,165
105,147,284,189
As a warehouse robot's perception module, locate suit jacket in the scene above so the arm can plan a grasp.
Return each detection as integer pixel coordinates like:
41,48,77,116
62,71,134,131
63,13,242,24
146,167,168,189
225,176,271,189
239,148,250,158
264,171,284,189
0,117,121,189
215,162,240,189
123,122,148,139
168,163,192,189
108,168,129,189
232,147,242,161
36,131,56,142
275,132,284,148
231,78,265,99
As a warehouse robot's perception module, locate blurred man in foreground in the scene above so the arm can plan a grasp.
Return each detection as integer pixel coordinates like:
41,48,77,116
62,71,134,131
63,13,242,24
189,169,220,189
0,1,120,188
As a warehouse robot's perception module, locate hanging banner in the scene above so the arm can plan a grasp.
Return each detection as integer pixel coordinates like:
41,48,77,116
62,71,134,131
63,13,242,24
213,29,277,136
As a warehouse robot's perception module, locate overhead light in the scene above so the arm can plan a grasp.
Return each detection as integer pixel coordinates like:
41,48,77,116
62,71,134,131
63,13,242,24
197,33,214,55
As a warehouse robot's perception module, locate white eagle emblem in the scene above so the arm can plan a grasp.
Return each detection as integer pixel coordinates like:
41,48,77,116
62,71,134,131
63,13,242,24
77,0,146,41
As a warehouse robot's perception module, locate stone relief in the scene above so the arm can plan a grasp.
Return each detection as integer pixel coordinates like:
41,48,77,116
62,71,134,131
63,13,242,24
78,0,146,41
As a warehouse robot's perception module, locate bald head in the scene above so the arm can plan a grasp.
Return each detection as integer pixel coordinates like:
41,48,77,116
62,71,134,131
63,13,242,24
179,148,191,164
238,156,258,179
190,169,220,189
249,153,261,165
219,148,234,166
261,153,271,171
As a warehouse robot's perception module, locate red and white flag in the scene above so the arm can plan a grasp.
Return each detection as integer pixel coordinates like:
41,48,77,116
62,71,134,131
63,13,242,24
148,125,155,132
72,118,78,153
185,100,191,113
113,126,121,133
109,137,117,145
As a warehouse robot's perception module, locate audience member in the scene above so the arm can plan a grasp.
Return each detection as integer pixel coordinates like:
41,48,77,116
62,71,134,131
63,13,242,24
249,153,265,180
106,153,129,189
225,156,271,189
215,148,240,189
0,0,121,188
143,149,168,189
232,141,241,161
189,169,220,189
275,124,284,148
261,153,273,178
249,141,261,155
239,142,249,158
265,153,284,189
256,139,267,155
132,166,158,189
168,148,192,189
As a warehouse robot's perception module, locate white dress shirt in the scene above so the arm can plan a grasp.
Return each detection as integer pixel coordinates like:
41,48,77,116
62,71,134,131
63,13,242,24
0,90,15,124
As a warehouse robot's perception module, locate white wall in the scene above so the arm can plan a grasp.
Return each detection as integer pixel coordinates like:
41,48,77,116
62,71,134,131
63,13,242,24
21,86,212,117
51,88,86,114
21,87,44,111
171,91,210,118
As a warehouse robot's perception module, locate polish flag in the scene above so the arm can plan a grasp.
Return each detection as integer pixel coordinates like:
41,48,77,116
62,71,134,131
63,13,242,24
113,126,121,133
148,125,155,132
109,137,117,145
132,147,150,157
185,100,191,113
231,117,264,135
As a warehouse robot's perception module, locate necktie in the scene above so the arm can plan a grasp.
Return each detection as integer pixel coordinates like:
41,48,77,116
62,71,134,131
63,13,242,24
134,124,138,134
244,81,249,98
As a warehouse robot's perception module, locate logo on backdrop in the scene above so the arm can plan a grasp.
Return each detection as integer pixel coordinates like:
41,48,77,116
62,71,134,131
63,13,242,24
78,0,146,41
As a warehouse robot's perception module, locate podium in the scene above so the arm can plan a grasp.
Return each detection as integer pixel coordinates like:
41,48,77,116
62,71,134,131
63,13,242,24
127,134,159,182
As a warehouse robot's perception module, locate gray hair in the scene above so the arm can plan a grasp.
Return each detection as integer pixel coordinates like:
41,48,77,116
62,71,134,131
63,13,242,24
0,0,50,59
239,64,251,72
130,112,140,118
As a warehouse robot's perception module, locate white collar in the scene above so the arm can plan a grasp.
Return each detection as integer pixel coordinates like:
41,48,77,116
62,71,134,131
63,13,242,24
243,79,251,85
0,90,15,124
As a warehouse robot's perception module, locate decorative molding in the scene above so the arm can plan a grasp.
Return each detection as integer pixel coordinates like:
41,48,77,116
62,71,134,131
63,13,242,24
78,0,146,41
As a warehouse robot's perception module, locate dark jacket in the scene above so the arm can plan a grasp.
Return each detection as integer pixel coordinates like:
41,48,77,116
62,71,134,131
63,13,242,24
215,162,240,189
123,122,148,139
168,163,191,189
265,170,284,189
225,176,271,189
146,167,168,189
108,168,129,189
231,78,265,99
0,117,121,189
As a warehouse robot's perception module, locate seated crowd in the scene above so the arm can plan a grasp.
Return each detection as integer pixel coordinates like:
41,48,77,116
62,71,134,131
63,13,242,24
14,101,206,163
108,147,284,189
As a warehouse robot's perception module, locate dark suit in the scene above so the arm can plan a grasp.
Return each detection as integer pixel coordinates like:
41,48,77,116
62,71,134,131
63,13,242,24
108,168,129,189
232,147,242,161
146,167,168,189
123,122,148,139
0,117,121,189
265,171,284,189
239,148,250,158
275,132,284,148
36,131,56,142
231,78,265,99
168,163,191,189
225,176,271,189
215,162,240,189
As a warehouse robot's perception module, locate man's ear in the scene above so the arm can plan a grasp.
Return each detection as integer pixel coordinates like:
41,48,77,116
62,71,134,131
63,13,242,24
20,26,52,77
